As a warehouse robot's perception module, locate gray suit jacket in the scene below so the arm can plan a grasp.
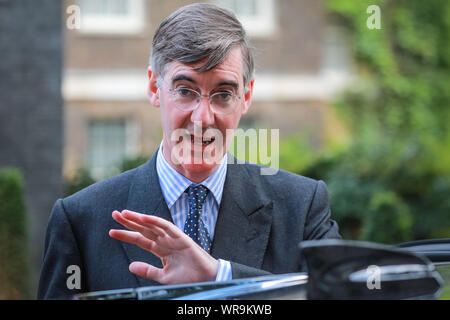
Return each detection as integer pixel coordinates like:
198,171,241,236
37,152,340,299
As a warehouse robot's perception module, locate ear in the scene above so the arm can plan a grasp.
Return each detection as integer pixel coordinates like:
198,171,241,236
147,66,160,108
241,79,254,115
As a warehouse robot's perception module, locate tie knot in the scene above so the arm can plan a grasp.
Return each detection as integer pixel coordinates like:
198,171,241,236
187,184,209,206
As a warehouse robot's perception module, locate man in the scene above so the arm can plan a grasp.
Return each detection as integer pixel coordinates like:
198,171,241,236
38,3,340,299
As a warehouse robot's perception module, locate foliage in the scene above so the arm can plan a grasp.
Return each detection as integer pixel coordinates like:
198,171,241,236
0,168,29,299
327,0,450,139
64,167,96,197
278,133,318,174
315,0,449,242
281,0,450,243
64,156,150,197
437,266,450,300
119,155,149,172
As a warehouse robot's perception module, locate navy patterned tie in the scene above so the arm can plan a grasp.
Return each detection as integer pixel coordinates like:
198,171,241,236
184,185,212,253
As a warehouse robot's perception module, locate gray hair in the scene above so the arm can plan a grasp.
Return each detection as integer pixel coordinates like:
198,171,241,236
150,3,254,88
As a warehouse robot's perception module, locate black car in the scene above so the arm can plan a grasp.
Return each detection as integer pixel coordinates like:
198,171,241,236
75,239,450,300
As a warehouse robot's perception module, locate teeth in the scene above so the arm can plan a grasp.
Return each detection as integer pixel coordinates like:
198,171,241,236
190,135,214,145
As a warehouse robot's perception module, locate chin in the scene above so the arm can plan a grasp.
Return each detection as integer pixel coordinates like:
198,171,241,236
182,162,216,174
168,140,226,179
182,155,220,172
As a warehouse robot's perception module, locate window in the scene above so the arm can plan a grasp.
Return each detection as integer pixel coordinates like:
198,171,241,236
321,23,352,76
212,0,277,37
78,0,145,35
88,119,127,179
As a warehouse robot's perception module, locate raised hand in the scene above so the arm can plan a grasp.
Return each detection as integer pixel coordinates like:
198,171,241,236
109,210,219,285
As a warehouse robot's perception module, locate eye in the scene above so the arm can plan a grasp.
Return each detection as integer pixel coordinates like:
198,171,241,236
176,87,194,97
216,91,233,101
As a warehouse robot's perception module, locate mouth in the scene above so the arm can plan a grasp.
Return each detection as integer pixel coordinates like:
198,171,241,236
190,134,215,146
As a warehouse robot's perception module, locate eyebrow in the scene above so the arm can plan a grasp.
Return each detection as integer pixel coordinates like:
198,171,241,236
172,74,239,90
217,80,239,90
172,74,197,85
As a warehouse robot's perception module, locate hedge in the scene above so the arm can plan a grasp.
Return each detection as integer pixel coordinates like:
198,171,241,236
0,168,29,299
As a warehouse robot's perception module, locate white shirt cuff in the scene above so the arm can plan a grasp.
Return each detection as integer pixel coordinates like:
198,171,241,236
215,259,232,282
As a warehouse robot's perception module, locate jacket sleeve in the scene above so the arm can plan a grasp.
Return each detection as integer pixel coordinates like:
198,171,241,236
230,261,273,279
37,199,85,299
304,180,341,240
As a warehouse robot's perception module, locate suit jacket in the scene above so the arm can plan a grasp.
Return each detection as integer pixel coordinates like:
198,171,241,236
37,152,341,299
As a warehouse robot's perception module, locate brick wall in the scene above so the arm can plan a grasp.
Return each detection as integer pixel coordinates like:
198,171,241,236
0,0,63,296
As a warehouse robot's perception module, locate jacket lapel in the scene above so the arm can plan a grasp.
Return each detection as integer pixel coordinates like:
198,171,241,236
119,151,173,287
211,156,273,270
117,151,273,286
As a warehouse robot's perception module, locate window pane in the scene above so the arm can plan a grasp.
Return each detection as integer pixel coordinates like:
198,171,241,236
213,0,257,16
234,0,257,16
211,0,275,37
321,25,351,75
88,119,126,179
82,0,129,16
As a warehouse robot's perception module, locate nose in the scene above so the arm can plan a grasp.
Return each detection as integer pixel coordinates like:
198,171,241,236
190,96,215,126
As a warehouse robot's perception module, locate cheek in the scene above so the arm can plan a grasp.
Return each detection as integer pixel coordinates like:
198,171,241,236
216,114,242,140
161,104,188,131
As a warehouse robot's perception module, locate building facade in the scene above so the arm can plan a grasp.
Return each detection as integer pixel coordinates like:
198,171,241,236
63,0,352,180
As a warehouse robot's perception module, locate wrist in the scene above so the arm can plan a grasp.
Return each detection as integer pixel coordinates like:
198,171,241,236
205,256,219,281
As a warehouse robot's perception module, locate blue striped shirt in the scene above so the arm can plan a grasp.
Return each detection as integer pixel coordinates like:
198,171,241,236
156,144,232,282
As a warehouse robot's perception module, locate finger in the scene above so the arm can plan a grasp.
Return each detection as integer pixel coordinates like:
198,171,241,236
109,229,157,253
109,229,169,259
121,210,166,237
112,211,145,233
113,211,162,240
129,211,183,238
129,261,166,284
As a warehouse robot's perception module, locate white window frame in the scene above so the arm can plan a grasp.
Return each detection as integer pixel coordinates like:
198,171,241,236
211,0,277,37
87,117,141,179
78,0,145,35
320,23,352,77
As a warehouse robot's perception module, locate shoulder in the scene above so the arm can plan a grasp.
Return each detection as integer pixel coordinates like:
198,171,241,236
234,161,325,203
242,162,320,189
59,165,143,219
67,168,136,202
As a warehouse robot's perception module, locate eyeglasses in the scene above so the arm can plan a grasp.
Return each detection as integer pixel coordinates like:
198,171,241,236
167,86,242,115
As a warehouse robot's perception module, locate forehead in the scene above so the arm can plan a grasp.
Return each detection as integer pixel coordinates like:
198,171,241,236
163,47,244,86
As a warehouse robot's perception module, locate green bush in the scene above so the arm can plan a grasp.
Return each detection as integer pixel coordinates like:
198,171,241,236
0,168,29,299
65,156,150,197
297,132,450,243
326,0,449,140
290,0,450,243
64,167,96,197
361,191,413,244
119,155,149,172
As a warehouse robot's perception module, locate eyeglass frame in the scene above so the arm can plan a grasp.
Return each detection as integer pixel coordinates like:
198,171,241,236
158,78,244,115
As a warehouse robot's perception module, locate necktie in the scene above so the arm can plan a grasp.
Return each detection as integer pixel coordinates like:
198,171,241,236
184,185,212,253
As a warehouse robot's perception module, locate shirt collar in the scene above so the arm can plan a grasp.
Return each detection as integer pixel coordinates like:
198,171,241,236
156,142,228,209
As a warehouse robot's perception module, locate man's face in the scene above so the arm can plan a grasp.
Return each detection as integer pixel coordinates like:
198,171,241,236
148,46,254,181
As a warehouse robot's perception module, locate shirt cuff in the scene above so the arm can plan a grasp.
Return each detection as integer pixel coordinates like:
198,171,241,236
215,259,232,282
